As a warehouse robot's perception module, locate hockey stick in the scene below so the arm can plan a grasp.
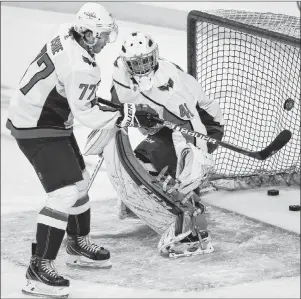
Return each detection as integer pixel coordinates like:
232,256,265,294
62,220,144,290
158,121,291,160
87,154,104,192
96,98,292,161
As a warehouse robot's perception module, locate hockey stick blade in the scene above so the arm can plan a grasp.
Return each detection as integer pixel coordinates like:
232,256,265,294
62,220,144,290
249,130,292,160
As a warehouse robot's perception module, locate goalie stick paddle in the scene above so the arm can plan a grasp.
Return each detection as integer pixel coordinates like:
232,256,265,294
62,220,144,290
96,98,292,161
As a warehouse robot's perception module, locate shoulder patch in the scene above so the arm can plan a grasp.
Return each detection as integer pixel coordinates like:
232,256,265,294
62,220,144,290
158,78,174,91
82,56,96,67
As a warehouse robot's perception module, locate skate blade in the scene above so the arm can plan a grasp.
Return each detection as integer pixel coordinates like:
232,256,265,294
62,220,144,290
22,280,69,298
169,244,214,259
66,255,112,269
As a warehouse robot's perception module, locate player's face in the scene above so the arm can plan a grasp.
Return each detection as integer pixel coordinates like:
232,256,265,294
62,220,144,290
84,31,110,54
125,51,156,76
92,33,110,54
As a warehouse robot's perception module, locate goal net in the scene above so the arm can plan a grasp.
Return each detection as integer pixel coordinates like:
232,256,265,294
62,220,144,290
187,10,300,190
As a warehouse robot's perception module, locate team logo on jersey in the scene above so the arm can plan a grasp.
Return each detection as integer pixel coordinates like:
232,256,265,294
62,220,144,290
158,78,174,91
82,56,96,67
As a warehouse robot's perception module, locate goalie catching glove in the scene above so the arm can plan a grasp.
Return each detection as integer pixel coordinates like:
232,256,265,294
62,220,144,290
117,103,159,128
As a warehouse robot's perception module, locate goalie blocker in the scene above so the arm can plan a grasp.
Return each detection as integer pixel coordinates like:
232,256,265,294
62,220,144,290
85,128,214,258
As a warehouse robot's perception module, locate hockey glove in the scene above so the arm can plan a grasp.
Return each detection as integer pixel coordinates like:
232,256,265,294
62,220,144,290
117,103,159,128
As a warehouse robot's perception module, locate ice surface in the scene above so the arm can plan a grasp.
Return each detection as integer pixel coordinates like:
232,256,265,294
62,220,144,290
2,200,300,292
2,258,300,298
1,4,300,298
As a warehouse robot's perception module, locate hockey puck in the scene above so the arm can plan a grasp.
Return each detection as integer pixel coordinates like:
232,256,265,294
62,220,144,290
283,98,294,111
267,189,279,196
289,205,301,211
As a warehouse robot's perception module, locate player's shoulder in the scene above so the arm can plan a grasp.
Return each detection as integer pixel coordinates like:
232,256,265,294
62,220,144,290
51,24,100,78
112,56,130,85
158,58,185,73
156,58,188,85
113,56,126,72
159,58,197,84
157,58,188,83
48,24,73,56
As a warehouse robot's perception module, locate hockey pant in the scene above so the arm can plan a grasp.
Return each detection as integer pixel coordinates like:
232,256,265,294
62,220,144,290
16,133,91,259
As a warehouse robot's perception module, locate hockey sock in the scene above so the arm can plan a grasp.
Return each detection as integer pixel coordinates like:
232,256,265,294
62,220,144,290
67,208,91,236
36,223,65,260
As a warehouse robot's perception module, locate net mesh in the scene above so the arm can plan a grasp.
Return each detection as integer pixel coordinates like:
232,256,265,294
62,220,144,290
207,9,300,38
188,10,300,188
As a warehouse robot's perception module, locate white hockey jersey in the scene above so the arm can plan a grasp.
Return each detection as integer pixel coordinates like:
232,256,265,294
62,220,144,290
6,24,120,139
111,57,224,150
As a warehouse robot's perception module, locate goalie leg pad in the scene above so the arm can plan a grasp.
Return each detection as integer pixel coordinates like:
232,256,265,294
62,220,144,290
103,131,177,235
117,198,138,220
84,127,118,156
173,131,215,194
103,130,211,242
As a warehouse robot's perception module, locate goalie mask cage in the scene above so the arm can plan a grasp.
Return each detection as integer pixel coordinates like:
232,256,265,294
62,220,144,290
187,10,300,190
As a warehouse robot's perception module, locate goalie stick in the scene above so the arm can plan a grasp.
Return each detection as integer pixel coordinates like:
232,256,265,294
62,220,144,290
96,98,292,161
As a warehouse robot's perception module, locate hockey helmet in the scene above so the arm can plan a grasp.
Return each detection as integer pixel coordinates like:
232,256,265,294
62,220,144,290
120,32,159,77
74,2,118,46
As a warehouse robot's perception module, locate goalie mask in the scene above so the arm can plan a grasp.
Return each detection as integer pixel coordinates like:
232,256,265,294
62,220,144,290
120,32,159,91
74,2,118,53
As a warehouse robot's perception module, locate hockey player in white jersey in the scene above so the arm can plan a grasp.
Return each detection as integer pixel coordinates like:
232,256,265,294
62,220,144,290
84,32,224,258
6,5,159,298
113,32,224,200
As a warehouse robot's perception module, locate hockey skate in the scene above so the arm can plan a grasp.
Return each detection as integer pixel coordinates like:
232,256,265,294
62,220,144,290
168,231,214,258
66,234,112,269
22,245,70,298
158,218,214,259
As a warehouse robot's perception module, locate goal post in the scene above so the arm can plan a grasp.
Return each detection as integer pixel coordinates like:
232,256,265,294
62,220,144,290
187,10,300,190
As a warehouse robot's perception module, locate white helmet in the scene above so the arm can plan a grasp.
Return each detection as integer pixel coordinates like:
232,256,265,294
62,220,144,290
120,32,159,77
74,2,118,44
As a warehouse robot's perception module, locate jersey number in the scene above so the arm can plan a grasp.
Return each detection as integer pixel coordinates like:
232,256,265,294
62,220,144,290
179,103,194,118
79,84,97,100
20,45,55,95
